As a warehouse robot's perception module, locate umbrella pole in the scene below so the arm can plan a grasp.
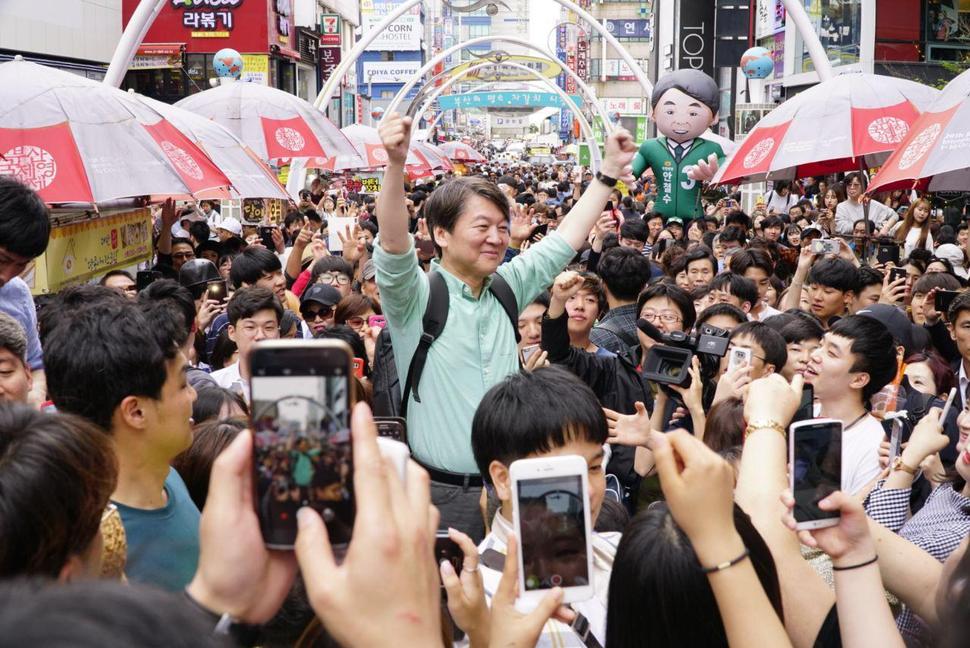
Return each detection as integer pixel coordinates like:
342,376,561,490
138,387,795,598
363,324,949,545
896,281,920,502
860,159,872,265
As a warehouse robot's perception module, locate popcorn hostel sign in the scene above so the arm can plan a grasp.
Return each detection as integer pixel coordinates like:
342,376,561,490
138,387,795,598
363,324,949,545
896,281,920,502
362,61,423,84
363,14,423,51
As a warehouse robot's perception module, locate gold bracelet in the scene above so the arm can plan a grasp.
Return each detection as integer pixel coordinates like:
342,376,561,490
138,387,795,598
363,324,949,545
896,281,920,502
744,420,787,440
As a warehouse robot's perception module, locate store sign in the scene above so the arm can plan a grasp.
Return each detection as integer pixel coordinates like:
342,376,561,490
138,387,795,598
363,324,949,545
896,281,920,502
171,0,242,36
363,14,423,51
605,18,652,40
678,0,715,77
602,59,638,80
362,61,423,84
576,38,589,82
320,13,341,45
755,0,785,40
600,97,647,114
490,114,528,129
438,92,584,110
30,209,152,295
320,47,341,82
273,0,293,45
449,56,562,82
130,43,183,70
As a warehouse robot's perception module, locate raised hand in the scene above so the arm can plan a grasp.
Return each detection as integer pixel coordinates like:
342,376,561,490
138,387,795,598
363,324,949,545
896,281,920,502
377,112,413,167
510,205,537,245
687,153,720,182
439,528,489,647
604,401,651,447
550,270,583,304
602,129,638,185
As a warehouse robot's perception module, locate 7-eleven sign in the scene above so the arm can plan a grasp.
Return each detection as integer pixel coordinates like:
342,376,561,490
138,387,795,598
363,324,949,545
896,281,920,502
320,14,340,45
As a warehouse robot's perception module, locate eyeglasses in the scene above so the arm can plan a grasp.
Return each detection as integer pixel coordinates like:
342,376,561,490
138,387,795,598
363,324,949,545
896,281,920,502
346,316,366,328
302,306,334,321
318,273,351,286
640,310,682,324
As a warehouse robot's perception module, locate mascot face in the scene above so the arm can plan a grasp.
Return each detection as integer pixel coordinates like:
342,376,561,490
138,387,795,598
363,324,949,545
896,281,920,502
652,87,717,144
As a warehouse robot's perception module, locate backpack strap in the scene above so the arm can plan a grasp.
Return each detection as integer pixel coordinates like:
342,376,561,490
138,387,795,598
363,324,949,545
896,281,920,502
592,315,638,349
487,273,521,344
401,271,450,418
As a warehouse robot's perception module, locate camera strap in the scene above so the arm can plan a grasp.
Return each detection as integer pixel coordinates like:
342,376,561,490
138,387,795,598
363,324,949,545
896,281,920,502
478,549,604,648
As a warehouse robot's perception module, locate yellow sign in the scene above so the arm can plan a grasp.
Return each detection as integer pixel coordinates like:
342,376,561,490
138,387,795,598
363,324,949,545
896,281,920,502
241,54,269,85
448,55,562,82
191,31,230,38
29,209,152,295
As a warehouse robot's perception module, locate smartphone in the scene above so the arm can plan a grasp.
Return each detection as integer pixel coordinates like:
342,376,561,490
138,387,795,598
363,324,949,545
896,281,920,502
368,315,387,329
792,383,815,426
434,531,464,577
877,242,901,266
811,239,840,256
415,239,436,258
250,340,355,549
204,279,227,305
374,416,407,444
510,455,594,609
529,223,549,242
604,201,614,212
352,357,365,379
727,347,752,372
935,290,961,317
940,386,958,422
889,267,908,284
136,270,162,292
259,226,276,249
521,343,541,364
888,418,904,465
789,419,843,530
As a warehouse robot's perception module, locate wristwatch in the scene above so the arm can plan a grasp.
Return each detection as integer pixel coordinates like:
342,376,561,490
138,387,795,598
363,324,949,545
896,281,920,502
891,456,918,475
595,171,618,187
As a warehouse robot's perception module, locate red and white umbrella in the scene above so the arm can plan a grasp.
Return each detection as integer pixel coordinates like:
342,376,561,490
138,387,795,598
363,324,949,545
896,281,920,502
869,68,970,193
175,81,362,167
412,140,453,172
0,57,232,203
712,73,939,185
438,141,487,163
301,124,435,177
135,93,288,200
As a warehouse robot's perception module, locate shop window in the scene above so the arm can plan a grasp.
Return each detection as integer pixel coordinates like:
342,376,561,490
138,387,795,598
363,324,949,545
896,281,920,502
926,0,970,61
793,0,862,72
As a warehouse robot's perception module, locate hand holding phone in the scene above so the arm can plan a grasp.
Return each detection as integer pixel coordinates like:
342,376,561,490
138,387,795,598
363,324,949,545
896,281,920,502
205,280,228,305
789,419,842,530
727,347,752,373
510,455,593,609
935,290,961,318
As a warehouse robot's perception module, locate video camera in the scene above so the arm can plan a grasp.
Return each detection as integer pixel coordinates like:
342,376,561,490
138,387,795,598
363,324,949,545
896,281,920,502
638,318,730,389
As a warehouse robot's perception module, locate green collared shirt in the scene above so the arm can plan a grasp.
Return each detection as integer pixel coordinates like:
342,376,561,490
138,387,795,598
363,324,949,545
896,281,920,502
373,231,576,473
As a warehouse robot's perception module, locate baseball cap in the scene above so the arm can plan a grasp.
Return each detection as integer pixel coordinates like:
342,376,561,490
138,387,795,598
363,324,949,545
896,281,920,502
667,217,684,227
935,243,969,279
217,219,243,237
855,303,918,357
301,284,341,308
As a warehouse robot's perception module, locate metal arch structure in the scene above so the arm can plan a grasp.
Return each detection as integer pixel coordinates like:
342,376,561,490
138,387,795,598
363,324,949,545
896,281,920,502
311,0,655,113
411,60,602,170
387,37,614,134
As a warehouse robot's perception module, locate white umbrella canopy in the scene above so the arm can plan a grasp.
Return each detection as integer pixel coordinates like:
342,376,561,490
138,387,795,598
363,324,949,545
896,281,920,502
175,81,362,167
134,92,289,200
713,73,939,185
301,124,436,177
0,56,232,203
438,141,488,163
411,140,453,172
869,68,970,193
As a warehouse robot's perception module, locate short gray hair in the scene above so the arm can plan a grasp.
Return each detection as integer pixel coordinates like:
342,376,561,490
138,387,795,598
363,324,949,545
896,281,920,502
0,312,27,362
651,69,719,115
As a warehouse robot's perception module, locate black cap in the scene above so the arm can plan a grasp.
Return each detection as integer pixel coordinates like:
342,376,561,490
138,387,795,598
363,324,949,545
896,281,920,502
178,259,221,289
301,284,341,308
855,304,917,357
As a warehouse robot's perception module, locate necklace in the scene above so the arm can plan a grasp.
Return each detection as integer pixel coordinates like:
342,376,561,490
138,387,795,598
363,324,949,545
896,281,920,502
844,411,868,432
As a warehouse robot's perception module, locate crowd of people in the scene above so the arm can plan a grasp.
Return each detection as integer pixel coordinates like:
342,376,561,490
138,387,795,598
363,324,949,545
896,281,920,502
3,108,970,647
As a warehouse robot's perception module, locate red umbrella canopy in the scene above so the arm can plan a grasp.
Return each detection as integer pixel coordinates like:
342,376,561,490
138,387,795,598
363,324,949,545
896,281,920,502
438,141,487,163
713,73,939,185
869,67,970,193
0,57,232,203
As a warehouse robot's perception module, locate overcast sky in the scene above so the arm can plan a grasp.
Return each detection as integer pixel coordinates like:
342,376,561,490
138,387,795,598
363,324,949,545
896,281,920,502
527,0,561,52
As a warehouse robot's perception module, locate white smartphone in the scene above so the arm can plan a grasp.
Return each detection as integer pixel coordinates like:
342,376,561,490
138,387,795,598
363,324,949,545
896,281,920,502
727,347,752,372
811,239,840,256
940,387,958,422
376,436,410,483
888,418,904,464
510,455,594,609
789,418,843,530
521,343,541,364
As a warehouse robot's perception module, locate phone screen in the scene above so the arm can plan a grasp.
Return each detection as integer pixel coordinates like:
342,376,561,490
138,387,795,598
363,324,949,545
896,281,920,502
791,421,842,524
251,344,353,549
792,384,815,425
205,280,227,305
516,475,589,591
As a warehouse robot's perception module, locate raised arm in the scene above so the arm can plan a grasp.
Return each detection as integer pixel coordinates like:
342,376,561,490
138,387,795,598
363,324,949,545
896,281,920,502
555,131,637,250
375,113,413,255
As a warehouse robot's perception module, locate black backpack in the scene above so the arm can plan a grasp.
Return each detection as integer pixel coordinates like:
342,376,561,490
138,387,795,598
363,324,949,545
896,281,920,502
591,317,640,365
371,271,520,418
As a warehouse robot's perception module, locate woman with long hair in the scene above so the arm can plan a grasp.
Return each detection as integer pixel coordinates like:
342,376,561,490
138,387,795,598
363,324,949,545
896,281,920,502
817,184,844,235
891,198,934,257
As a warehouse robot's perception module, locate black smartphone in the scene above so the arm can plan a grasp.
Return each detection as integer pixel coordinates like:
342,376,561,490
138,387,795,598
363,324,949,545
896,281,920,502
889,267,907,284
136,270,162,292
374,416,407,444
877,242,901,266
529,222,549,243
935,289,961,317
434,531,464,577
788,419,843,529
250,340,353,549
259,226,276,250
791,384,815,426
204,279,227,305
605,201,614,212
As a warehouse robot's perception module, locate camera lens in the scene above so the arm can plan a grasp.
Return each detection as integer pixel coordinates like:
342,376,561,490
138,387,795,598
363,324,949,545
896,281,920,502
658,361,683,378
